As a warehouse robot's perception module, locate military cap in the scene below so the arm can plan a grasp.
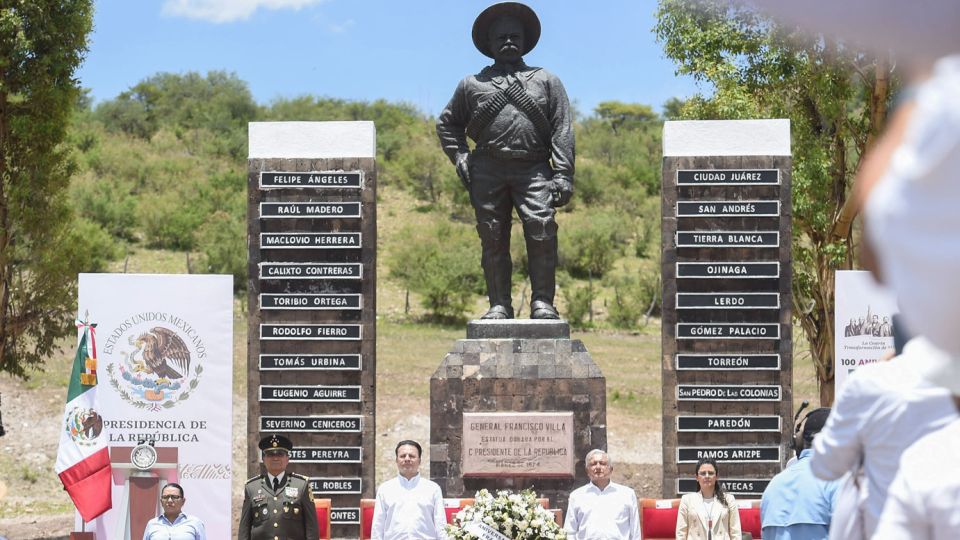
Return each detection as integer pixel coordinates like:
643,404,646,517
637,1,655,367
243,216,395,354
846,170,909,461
258,433,293,453
472,2,541,58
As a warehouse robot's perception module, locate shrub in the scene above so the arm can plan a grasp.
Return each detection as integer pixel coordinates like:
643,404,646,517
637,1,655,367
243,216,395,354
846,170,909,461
606,268,660,329
389,220,484,323
558,208,632,279
196,210,247,293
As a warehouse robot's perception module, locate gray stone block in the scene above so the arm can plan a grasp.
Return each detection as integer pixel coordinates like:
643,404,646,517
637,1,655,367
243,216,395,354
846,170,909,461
467,319,570,339
431,443,449,462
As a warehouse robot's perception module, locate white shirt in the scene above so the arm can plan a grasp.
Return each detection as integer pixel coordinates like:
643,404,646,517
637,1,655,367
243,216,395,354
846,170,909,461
874,419,960,539
371,473,447,540
267,472,285,488
563,480,640,540
809,338,957,536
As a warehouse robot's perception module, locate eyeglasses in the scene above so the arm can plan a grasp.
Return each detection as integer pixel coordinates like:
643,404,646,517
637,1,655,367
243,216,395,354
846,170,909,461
161,495,182,501
698,471,717,477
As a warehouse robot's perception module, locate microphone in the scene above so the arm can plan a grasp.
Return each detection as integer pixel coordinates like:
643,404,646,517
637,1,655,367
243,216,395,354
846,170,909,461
793,400,810,431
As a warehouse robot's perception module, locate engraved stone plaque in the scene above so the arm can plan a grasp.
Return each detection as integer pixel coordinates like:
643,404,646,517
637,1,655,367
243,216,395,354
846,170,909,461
260,201,361,219
676,261,780,279
259,262,362,280
259,354,362,371
259,415,362,433
676,231,779,248
259,385,361,402
289,447,362,464
260,324,361,341
260,171,362,189
331,508,360,524
676,169,779,186
260,232,361,249
676,354,781,371
676,415,782,433
677,385,782,401
676,292,780,310
676,446,780,463
676,200,780,217
676,323,780,340
677,478,770,496
259,293,362,311
309,477,362,494
462,412,574,478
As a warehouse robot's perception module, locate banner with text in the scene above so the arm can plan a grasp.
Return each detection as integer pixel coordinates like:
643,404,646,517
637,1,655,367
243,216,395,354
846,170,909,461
834,270,897,393
79,273,233,539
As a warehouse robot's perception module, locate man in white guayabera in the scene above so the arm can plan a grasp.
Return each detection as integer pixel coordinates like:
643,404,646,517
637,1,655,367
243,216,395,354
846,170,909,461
563,449,641,539
371,440,447,539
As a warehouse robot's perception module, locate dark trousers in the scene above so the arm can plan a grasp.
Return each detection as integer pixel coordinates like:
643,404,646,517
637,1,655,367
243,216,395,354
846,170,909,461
469,154,558,311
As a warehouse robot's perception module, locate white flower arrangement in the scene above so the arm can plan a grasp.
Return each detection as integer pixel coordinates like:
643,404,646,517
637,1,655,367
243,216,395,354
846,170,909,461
447,488,567,540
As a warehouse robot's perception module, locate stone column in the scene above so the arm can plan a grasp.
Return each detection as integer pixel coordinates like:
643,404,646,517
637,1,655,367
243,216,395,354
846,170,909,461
430,320,605,512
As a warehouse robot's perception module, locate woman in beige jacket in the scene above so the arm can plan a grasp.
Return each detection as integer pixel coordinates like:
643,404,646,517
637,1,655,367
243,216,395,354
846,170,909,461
676,459,742,540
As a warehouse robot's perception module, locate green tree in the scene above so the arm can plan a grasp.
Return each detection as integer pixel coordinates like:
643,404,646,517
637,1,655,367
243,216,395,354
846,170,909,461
389,221,484,323
0,0,103,377
94,71,257,158
656,0,895,405
594,100,658,133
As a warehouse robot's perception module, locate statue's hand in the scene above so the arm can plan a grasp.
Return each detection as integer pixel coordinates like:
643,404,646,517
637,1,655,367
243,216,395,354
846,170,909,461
455,152,471,189
551,175,573,207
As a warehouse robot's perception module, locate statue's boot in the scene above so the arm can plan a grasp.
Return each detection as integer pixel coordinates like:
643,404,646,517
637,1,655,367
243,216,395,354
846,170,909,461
477,220,514,319
525,220,560,320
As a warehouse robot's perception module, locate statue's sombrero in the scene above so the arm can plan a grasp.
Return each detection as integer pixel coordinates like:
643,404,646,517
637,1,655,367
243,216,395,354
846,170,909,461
472,2,541,58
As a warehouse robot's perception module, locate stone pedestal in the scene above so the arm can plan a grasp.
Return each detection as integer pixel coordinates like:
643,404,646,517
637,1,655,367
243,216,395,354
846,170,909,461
430,320,605,512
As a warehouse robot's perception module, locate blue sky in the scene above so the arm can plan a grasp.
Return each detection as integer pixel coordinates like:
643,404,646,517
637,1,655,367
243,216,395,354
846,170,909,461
78,0,702,117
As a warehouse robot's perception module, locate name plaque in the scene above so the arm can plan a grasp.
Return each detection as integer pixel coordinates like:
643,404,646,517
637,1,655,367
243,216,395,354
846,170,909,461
260,293,362,311
676,262,779,279
677,415,781,432
259,354,362,371
677,479,770,496
260,415,362,433
260,232,361,249
260,171,362,189
676,200,780,217
260,324,361,341
676,292,780,310
331,508,360,524
260,201,361,219
676,323,780,340
677,446,780,464
259,385,361,402
462,412,575,478
676,231,779,248
678,385,782,401
677,169,779,186
309,477,361,494
676,354,780,371
259,262,362,280
289,447,362,464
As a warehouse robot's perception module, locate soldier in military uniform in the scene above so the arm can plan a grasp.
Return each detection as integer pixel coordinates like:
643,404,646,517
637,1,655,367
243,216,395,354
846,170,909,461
437,1,575,320
239,434,319,540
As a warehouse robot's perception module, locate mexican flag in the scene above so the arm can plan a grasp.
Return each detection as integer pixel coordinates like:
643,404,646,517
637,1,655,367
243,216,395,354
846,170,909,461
54,315,112,522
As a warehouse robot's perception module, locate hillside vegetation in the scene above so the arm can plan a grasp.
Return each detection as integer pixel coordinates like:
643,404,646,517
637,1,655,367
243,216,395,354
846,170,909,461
68,70,665,327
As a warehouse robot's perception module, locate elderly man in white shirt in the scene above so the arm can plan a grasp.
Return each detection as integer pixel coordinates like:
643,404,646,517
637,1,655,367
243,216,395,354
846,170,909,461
563,449,641,539
371,440,448,540
809,336,957,538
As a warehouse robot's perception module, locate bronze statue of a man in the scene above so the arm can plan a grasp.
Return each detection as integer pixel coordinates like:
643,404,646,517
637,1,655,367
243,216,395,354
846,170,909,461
437,2,575,320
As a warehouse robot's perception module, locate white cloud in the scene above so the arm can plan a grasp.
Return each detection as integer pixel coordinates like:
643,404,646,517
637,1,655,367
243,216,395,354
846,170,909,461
162,0,327,24
327,18,354,33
